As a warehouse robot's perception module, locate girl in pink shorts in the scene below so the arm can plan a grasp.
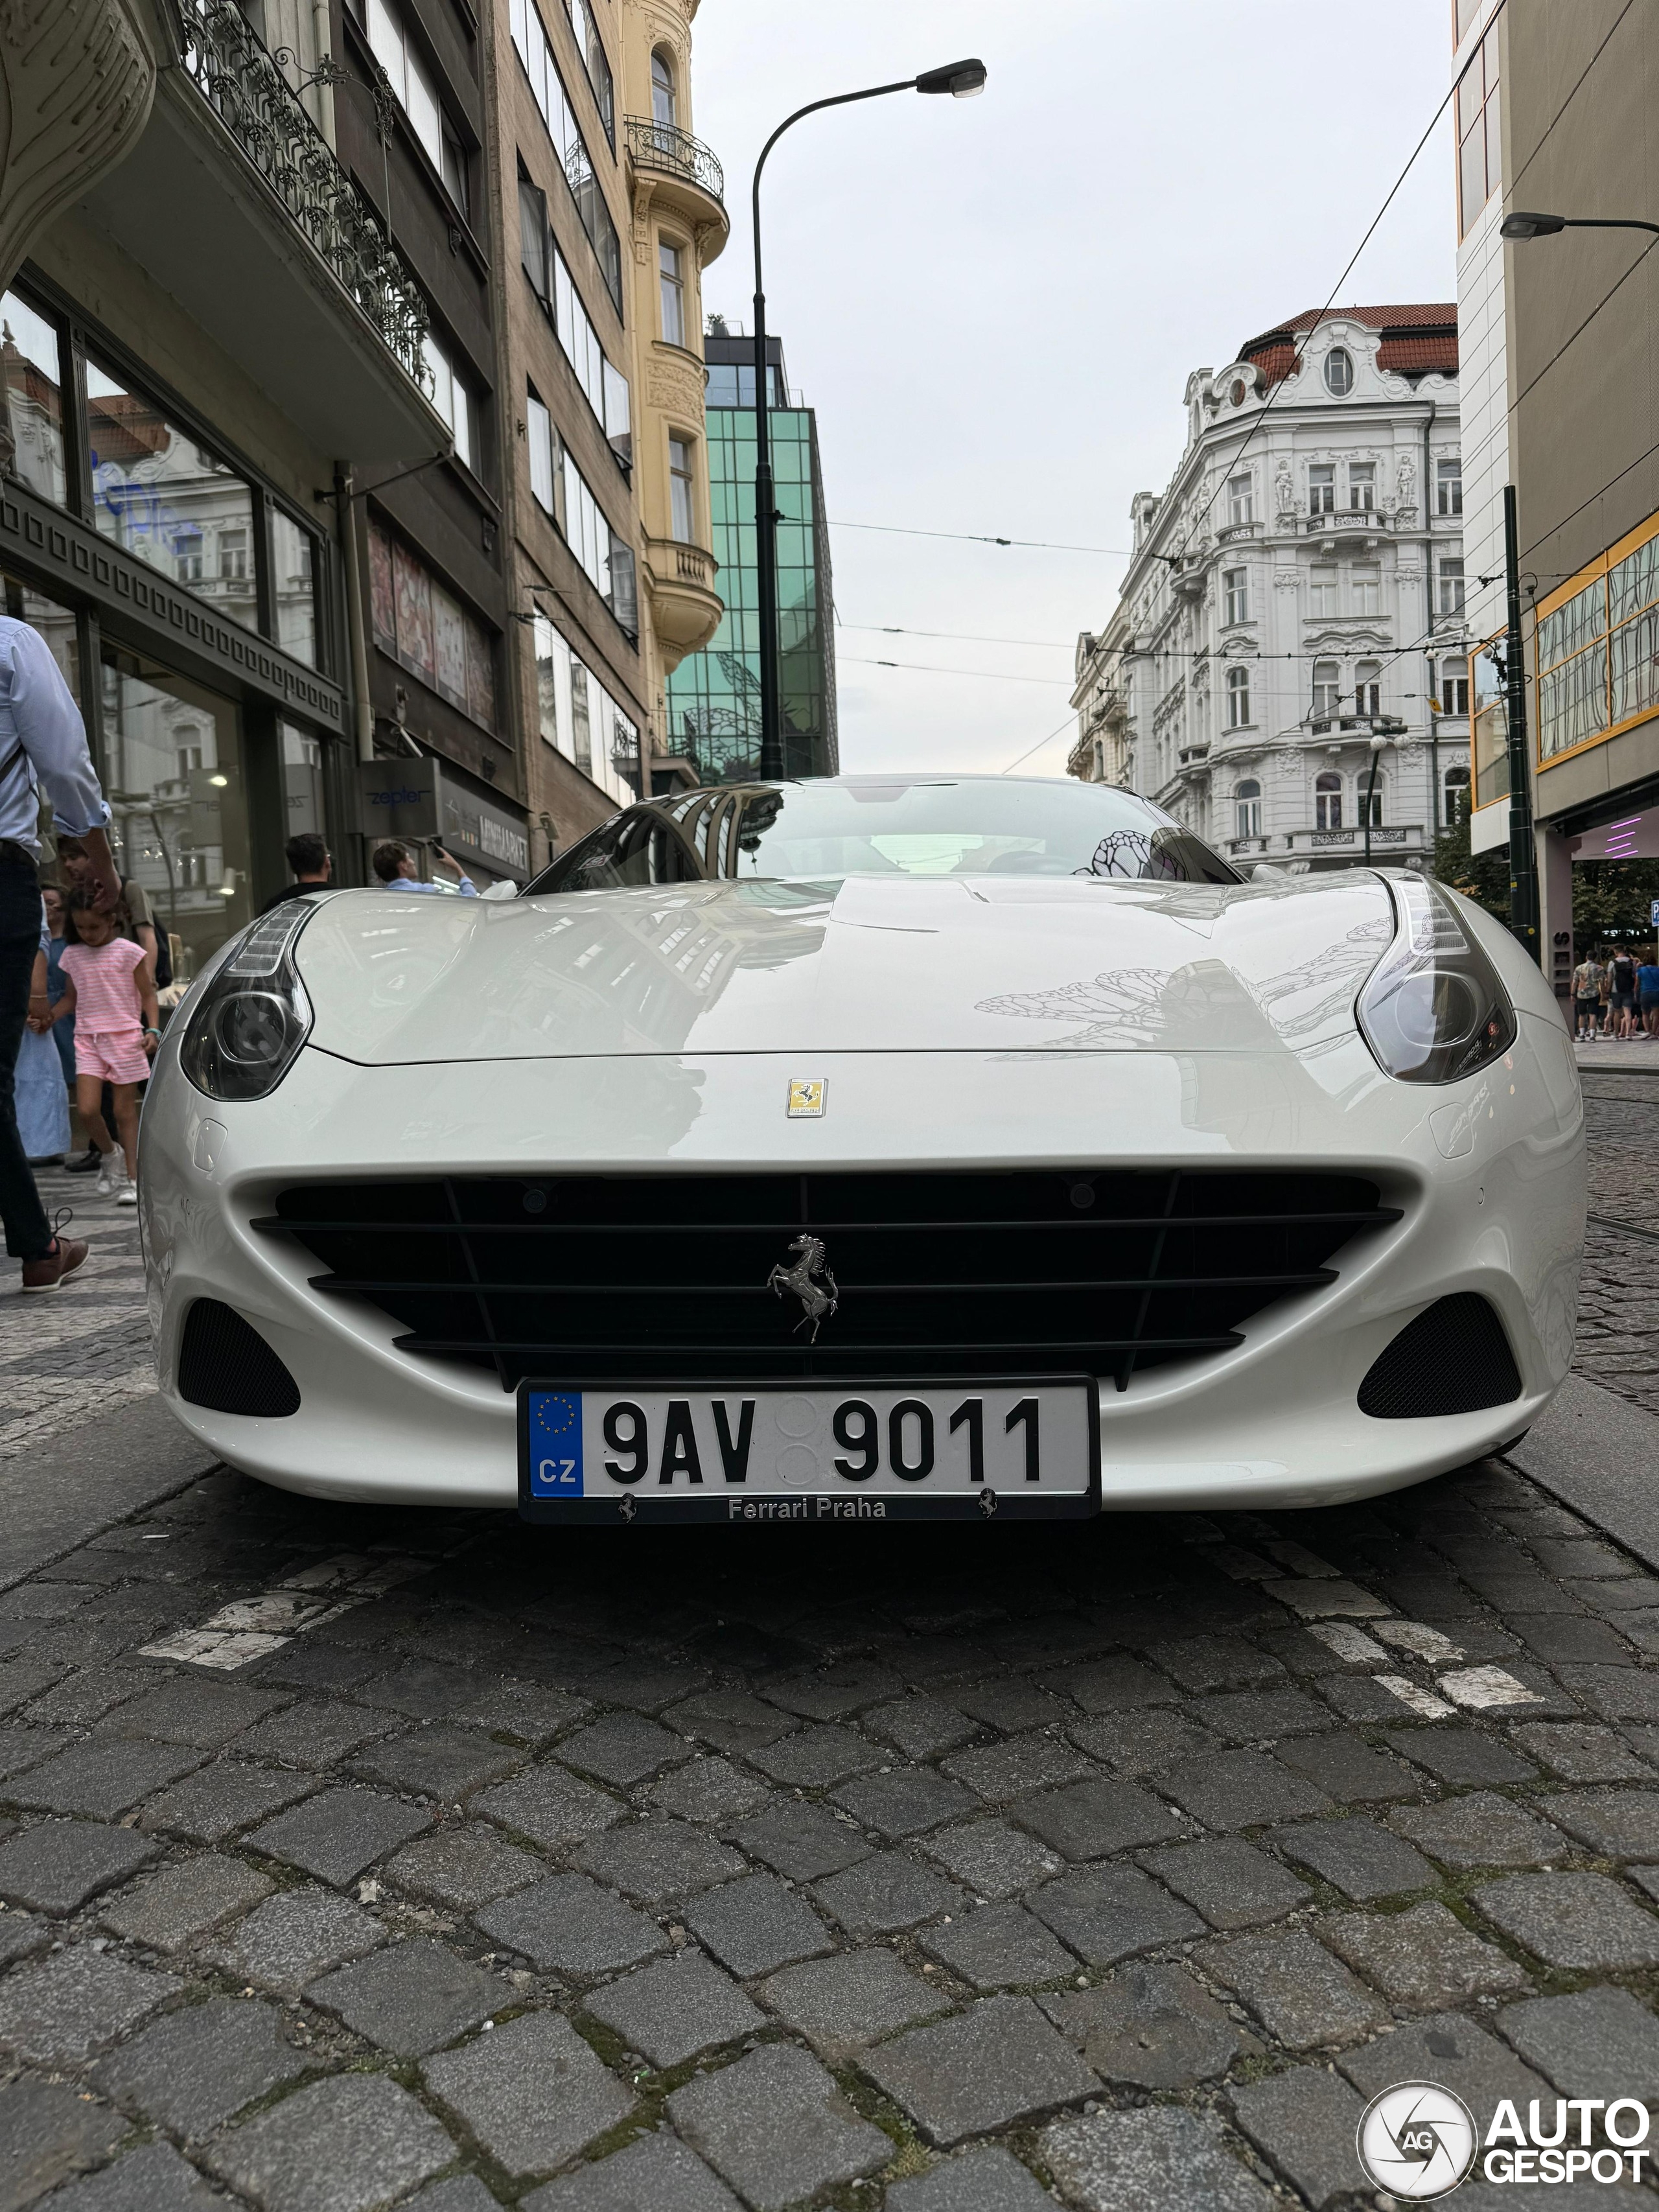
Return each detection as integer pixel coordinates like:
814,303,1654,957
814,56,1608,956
49,887,160,1204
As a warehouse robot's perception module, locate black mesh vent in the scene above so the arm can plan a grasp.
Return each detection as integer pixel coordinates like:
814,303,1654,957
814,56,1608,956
255,1169,1400,1394
177,1298,301,1417
1358,1293,1522,1419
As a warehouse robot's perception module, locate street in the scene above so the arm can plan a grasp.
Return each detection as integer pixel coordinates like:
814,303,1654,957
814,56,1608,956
0,1065,1652,2211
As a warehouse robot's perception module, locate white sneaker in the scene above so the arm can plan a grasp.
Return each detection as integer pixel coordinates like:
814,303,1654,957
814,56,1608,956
115,1174,137,1207
94,1158,115,1197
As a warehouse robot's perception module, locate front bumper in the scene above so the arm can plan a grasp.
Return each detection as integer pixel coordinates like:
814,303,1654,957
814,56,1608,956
139,1021,1584,1513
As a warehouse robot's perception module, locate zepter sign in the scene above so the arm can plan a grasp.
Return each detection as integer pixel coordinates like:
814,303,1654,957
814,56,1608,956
1356,2082,1479,2200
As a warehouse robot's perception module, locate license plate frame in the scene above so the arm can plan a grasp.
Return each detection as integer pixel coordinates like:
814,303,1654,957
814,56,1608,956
516,1376,1101,1524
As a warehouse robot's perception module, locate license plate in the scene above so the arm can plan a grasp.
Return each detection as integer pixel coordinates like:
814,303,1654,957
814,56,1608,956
517,1379,1100,1524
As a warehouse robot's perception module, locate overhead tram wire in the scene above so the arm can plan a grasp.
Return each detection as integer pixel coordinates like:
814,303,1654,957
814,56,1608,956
829,520,1133,556
839,655,1071,685
837,622,1076,648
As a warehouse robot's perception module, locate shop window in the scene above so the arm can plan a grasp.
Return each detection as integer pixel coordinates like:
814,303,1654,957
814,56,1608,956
0,288,66,507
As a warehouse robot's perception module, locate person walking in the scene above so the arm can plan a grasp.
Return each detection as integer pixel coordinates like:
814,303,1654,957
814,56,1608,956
371,837,479,896
1608,943,1639,1041
40,881,75,1091
0,618,113,1288
18,914,69,1161
259,830,333,913
1572,950,1603,1042
1597,949,1614,1037
1638,946,1659,1041
48,887,158,1204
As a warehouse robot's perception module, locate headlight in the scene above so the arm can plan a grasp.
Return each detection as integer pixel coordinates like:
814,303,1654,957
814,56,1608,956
1356,873,1515,1084
180,900,315,1100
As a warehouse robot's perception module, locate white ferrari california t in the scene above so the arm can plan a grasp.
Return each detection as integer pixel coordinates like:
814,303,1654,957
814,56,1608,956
139,774,1584,1524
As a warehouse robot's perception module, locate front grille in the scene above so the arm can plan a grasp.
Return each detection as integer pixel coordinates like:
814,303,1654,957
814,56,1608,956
177,1298,301,1417
1358,1292,1522,1418
255,1169,1398,1393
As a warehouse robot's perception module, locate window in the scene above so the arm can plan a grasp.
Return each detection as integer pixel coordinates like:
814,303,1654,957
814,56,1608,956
1225,665,1250,727
703,362,781,408
1437,458,1463,516
1235,779,1262,838
563,0,614,143
218,528,247,581
0,288,66,507
271,509,320,668
1358,780,1383,828
1315,770,1343,830
174,530,203,583
1436,658,1470,716
527,390,555,512
1351,564,1381,616
422,331,473,471
1349,463,1375,512
509,0,623,312
518,177,631,469
1227,472,1253,526
1443,760,1471,826
366,0,468,212
1325,349,1353,396
669,434,695,542
527,402,638,636
1312,659,1340,717
1309,464,1335,515
1439,557,1466,616
1355,658,1382,716
176,736,203,780
532,610,639,805
1308,568,1338,616
658,240,685,348
1222,568,1249,626
1456,23,1501,239
651,48,676,128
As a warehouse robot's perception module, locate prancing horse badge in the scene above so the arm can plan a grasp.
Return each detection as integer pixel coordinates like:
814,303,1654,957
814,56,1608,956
787,1078,826,1118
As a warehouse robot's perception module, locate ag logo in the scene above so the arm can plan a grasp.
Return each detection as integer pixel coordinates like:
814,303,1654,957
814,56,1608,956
1356,2082,1478,2200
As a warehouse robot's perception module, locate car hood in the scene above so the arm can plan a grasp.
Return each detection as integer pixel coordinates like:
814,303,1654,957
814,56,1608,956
294,871,1398,1064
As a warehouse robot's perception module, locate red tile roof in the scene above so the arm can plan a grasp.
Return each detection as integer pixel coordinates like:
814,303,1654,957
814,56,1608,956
1236,304,1458,388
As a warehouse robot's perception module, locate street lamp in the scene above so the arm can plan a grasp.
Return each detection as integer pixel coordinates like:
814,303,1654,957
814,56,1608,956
749,59,987,782
1500,211,1659,240
1362,731,1387,867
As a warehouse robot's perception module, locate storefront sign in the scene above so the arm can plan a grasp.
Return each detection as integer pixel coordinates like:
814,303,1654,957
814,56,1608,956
356,758,529,879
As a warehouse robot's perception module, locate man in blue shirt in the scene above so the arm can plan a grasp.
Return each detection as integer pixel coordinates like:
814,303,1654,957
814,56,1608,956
371,838,479,895
0,618,119,1290
1638,947,1659,1040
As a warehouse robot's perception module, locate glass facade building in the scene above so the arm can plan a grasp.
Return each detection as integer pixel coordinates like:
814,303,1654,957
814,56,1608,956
666,332,837,782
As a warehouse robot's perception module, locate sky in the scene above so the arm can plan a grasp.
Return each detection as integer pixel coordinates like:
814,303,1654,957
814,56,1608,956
689,0,1459,779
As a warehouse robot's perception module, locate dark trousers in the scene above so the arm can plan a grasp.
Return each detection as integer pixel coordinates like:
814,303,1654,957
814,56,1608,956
0,843,51,1260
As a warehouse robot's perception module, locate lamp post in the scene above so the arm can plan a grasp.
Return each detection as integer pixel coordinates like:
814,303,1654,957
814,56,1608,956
1362,731,1386,866
750,58,986,782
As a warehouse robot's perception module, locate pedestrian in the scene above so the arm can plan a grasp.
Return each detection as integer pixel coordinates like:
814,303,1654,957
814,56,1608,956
1597,949,1614,1036
40,881,75,1090
259,830,333,913
49,886,159,1204
0,616,111,1289
1608,942,1639,1041
55,832,165,1174
1572,948,1603,1042
1638,944,1659,1041
18,914,69,1162
371,837,479,896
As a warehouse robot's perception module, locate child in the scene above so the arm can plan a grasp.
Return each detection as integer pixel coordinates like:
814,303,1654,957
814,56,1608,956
49,887,159,1204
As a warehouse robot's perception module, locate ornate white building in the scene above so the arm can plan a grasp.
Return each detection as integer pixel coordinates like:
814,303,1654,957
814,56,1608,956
1070,306,1472,872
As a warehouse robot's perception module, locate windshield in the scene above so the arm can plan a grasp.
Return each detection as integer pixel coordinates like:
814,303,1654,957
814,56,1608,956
529,778,1241,893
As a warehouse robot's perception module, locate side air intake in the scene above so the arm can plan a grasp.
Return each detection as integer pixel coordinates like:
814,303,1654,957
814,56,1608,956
1358,1293,1522,1419
177,1298,301,1417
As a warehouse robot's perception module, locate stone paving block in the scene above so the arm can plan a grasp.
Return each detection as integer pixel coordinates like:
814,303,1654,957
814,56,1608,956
1546,1786,1659,1859
747,1723,883,1789
682,1871,832,1975
1498,1985,1659,2102
1274,1815,1437,1900
0,1907,49,1968
235,1700,401,1769
138,1758,317,1843
476,1763,623,1850
1381,1725,1537,1787
1013,1775,1185,1863
0,1722,65,1782
586,1946,763,2066
308,1936,502,2055
887,2145,1054,2212
209,2071,454,2212
0,1656,72,1716
476,1872,669,1976
922,1818,1064,1900
1067,1707,1220,1778
921,1899,1080,1989
1148,1635,1286,1694
1027,1863,1204,1966
578,1819,743,1903
813,1850,966,1938
1512,1721,1651,1782
0,2074,129,2209
736,1800,870,1881
662,1688,798,1754
1319,1900,1528,2008
1158,1749,1334,1831
99,1852,272,1949
23,1668,143,1728
0,1946,181,2062
1205,1927,1387,2050
522,2132,742,2212
1270,1728,1418,1803
761,1660,905,1721
454,1677,590,1746
96,1675,290,1748
558,1714,691,1786
867,1693,978,1760
952,1677,1068,1733
404,2179,502,2212
1556,1665,1659,1721
943,1732,1095,1804
669,2042,890,2211
1513,1612,1634,1665
1231,2065,1367,2209
14,1738,202,1819
758,1947,948,2061
426,2007,632,2175
36,2141,219,2211
645,1754,774,1826
205,1883,385,1992
1475,1870,1659,1968
1190,1688,1331,1743
353,1657,480,1718
95,1994,304,2137
1137,1837,1310,1929
579,1660,708,1714
349,1727,525,1801
1340,2007,1551,2113
1041,2106,1273,2212
1041,1656,1181,1712
246,1785,431,1883
1390,1789,1566,1870
1039,1962,1241,2090
864,1991,1100,2145
830,1764,978,1839
253,1641,382,1693
386,1824,543,1911
1317,1672,1439,1725
0,1818,154,1914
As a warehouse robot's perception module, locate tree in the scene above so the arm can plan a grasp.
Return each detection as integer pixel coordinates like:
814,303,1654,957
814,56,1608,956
1433,791,1659,949
1433,789,1509,921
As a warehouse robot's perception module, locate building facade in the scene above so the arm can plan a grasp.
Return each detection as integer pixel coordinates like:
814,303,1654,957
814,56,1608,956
1069,308,1469,877
665,327,838,784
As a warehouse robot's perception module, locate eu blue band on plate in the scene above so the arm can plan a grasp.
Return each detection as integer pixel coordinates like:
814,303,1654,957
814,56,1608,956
528,1391,583,1496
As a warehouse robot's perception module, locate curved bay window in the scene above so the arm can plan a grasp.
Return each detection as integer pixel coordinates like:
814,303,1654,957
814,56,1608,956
1235,779,1262,838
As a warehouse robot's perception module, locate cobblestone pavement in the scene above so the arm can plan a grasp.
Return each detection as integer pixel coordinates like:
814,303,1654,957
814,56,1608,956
1577,1069,1659,1420
4,1084,1659,2209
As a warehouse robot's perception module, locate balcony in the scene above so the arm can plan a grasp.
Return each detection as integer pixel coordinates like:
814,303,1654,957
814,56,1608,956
1308,713,1408,739
642,535,722,662
1286,824,1426,856
625,118,730,258
1303,509,1391,549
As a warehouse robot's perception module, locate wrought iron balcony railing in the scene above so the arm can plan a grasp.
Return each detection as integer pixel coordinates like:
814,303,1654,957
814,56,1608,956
624,117,725,204
181,0,430,390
